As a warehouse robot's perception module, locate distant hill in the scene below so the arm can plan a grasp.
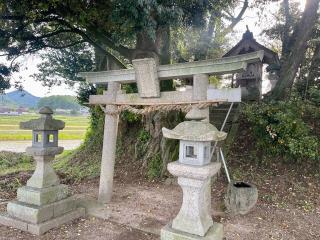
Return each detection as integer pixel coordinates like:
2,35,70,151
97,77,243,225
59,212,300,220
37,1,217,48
6,90,40,108
0,94,18,108
37,95,81,111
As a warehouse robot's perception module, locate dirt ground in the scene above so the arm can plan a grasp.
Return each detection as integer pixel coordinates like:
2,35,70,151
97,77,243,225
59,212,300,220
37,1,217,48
1,154,320,240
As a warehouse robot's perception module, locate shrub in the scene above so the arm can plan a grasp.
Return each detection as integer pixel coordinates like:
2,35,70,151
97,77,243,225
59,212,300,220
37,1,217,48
147,153,163,179
243,100,319,162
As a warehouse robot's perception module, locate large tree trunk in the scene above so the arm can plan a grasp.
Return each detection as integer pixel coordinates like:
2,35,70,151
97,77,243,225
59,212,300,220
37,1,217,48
269,0,320,100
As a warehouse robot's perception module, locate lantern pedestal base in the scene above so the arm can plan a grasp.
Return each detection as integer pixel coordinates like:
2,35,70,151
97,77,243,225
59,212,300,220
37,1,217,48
167,162,221,236
0,195,85,235
17,185,69,206
161,222,223,240
0,207,85,235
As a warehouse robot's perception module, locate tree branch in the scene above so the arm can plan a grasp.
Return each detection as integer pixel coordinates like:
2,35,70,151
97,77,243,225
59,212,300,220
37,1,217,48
221,0,249,36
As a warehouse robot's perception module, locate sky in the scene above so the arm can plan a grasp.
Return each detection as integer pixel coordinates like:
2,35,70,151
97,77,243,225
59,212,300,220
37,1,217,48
3,0,306,97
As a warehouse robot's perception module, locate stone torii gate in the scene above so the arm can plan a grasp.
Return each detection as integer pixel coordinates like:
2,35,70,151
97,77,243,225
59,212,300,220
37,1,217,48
80,50,264,203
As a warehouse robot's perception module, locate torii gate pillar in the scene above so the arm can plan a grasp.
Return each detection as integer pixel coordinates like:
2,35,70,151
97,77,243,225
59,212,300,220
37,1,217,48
98,82,120,203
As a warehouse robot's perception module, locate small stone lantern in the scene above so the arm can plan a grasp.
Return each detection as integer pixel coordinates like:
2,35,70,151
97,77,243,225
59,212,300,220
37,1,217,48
0,107,85,235
161,107,226,240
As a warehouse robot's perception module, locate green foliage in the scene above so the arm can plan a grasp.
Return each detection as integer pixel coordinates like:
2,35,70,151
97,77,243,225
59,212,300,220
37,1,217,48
32,43,94,88
121,110,141,123
147,153,162,179
309,87,320,105
243,100,319,161
37,95,81,111
135,129,151,159
138,129,151,143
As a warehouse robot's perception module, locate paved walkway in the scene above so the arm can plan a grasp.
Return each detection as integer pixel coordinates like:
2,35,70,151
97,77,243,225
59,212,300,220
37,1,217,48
0,140,82,152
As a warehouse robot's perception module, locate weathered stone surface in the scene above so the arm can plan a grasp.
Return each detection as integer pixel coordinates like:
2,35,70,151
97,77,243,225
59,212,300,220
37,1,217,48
162,121,227,142
178,140,211,166
172,178,212,236
167,162,221,180
224,182,258,215
17,185,69,206
185,106,207,121
25,146,64,156
53,196,77,217
80,51,264,84
27,207,85,235
39,107,53,115
20,107,65,131
0,208,85,236
0,212,28,231
133,58,160,98
5,196,81,226
7,201,54,224
166,162,221,237
98,82,120,204
161,222,223,240
26,155,60,188
193,74,208,101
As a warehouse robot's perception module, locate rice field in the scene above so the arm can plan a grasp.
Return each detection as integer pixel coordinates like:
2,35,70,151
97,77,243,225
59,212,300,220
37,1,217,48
0,114,89,140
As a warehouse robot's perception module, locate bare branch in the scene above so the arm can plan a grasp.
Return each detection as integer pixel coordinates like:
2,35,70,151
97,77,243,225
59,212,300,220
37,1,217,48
221,0,249,36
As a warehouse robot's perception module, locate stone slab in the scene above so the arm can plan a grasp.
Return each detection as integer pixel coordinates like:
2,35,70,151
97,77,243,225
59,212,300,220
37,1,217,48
7,196,78,224
0,212,28,231
0,208,85,235
27,207,85,235
7,201,54,224
161,222,223,240
133,58,160,98
17,184,69,206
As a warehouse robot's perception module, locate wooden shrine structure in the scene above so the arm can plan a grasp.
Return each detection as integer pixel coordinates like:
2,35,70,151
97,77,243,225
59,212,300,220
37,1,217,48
223,28,280,100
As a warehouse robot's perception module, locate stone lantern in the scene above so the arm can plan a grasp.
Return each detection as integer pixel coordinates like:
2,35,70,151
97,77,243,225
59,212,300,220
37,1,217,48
0,107,85,235
161,107,226,240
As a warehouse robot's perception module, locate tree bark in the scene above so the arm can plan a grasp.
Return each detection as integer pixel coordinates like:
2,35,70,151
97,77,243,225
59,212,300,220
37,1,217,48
269,0,320,100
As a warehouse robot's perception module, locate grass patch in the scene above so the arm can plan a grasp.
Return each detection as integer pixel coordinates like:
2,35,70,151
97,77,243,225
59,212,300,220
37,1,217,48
53,149,100,182
0,151,34,175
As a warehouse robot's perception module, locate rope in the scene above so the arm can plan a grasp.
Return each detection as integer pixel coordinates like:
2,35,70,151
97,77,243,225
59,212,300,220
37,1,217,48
102,101,219,115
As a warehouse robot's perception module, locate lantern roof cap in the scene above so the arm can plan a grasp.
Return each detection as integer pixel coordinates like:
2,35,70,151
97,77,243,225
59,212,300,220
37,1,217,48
185,106,207,121
20,106,65,131
39,106,53,115
162,120,227,142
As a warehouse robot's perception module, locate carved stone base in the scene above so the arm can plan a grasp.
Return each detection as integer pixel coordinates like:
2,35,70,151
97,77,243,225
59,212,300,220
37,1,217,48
17,185,69,206
7,196,76,224
161,222,223,240
0,207,85,235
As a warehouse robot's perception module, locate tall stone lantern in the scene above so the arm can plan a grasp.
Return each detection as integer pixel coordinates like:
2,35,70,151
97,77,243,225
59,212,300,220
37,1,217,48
161,107,226,240
0,107,85,235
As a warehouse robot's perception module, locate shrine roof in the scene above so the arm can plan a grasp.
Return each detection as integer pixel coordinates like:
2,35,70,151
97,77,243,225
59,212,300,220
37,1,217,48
223,29,280,66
